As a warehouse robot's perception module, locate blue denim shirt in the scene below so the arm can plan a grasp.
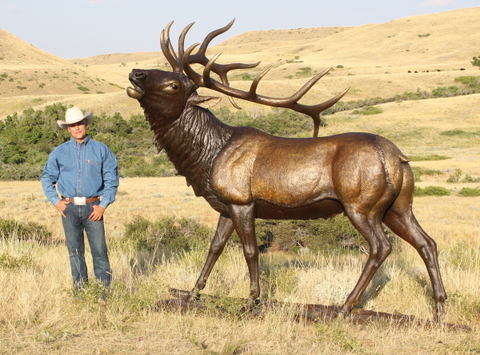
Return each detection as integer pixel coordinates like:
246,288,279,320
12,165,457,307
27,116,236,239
41,135,119,209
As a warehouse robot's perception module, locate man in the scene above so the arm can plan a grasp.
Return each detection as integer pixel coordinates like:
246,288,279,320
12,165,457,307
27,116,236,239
41,107,119,289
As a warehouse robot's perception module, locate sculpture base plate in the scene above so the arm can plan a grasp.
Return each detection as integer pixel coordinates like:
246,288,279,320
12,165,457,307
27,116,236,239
156,288,470,331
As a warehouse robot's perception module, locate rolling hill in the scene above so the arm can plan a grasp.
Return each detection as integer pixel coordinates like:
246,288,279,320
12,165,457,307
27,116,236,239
0,7,480,118
0,7,479,123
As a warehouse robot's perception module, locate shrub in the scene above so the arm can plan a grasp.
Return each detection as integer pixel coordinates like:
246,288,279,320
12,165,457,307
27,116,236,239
414,186,450,197
441,130,480,138
123,215,212,252
432,86,460,97
454,76,480,88
0,252,34,269
409,154,450,161
447,169,463,183
252,215,369,254
352,106,383,115
0,218,53,244
462,174,480,183
458,187,480,197
411,167,443,182
296,67,312,77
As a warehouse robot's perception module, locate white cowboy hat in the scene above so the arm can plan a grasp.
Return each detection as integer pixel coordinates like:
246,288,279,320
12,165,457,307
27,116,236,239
57,107,93,130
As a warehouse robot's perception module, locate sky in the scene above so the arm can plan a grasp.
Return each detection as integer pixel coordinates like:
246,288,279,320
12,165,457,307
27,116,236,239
1,0,479,59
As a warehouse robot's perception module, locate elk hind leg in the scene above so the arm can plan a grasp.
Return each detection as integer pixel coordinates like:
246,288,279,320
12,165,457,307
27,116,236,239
384,207,446,322
186,214,235,302
342,209,392,315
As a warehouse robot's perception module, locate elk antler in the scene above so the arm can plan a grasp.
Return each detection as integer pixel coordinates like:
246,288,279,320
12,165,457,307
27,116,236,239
161,19,260,108
162,20,349,137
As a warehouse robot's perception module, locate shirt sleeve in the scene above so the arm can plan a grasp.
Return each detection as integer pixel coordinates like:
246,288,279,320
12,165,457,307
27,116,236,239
99,146,119,209
40,150,62,206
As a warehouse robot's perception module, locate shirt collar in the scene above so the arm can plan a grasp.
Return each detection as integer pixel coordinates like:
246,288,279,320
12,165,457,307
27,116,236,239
69,135,91,146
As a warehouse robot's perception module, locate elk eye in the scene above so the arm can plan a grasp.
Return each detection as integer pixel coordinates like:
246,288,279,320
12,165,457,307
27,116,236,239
164,81,180,94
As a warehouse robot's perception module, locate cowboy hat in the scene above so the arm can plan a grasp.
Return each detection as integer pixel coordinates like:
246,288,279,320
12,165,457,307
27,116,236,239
57,107,93,130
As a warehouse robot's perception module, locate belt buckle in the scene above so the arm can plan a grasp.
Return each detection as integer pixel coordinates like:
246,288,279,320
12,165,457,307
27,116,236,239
73,197,86,205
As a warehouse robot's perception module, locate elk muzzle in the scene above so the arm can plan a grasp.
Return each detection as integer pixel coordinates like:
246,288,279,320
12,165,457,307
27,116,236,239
127,70,146,100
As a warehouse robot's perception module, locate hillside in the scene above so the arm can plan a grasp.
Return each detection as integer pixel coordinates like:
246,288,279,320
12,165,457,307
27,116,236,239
0,29,124,99
0,7,479,119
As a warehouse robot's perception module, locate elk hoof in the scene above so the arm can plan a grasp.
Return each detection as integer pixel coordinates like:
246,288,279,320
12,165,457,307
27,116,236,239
239,299,262,315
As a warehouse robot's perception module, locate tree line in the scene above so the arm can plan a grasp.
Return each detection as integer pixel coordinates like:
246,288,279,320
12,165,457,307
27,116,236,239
0,103,317,181
0,103,174,180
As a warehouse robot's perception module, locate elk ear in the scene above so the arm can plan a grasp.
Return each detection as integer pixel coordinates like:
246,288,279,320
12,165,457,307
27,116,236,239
191,95,222,109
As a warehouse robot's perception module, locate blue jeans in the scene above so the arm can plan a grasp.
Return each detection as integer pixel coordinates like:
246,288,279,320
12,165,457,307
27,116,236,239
61,200,111,288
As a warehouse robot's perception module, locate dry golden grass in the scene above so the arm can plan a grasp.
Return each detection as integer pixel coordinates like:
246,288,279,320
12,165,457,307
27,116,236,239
0,176,479,354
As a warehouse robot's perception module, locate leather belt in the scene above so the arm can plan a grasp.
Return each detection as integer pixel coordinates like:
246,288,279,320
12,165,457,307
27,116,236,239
62,196,99,205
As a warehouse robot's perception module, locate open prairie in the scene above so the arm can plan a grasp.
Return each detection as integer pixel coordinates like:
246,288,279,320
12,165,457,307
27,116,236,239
1,7,480,355
0,176,479,354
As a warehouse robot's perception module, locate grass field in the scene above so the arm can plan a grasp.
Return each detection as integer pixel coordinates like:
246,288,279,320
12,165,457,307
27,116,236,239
0,176,479,354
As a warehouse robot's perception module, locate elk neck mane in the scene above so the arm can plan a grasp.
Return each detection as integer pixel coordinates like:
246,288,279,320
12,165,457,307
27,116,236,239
146,104,234,198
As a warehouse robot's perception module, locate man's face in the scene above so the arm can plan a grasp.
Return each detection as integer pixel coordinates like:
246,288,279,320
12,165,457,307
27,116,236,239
67,120,87,142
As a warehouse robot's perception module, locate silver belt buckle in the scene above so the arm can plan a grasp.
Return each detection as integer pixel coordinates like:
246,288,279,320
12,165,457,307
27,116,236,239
73,197,86,205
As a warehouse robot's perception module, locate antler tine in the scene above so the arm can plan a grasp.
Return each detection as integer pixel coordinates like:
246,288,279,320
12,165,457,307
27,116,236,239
291,86,350,137
191,23,259,84
161,21,182,73
178,22,195,65
178,20,259,108
196,19,236,54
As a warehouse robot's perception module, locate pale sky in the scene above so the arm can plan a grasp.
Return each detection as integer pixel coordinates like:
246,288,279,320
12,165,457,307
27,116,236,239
1,0,478,59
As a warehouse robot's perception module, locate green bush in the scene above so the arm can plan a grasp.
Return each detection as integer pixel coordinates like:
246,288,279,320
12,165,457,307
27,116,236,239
123,215,212,252
352,106,383,115
0,252,34,269
414,186,450,197
454,76,480,89
462,174,480,183
441,130,480,138
409,154,450,161
252,215,372,254
447,168,463,183
458,187,480,197
411,167,443,182
0,218,53,244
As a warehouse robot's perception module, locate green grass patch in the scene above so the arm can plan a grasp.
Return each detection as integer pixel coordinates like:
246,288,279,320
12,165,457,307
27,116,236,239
441,129,480,138
352,106,383,115
458,187,480,197
414,186,450,197
409,154,450,161
0,218,53,244
122,215,212,252
0,252,34,269
411,166,443,182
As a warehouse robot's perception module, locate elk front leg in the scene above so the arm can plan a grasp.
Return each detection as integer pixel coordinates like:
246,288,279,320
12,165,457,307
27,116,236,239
228,203,260,308
186,214,234,302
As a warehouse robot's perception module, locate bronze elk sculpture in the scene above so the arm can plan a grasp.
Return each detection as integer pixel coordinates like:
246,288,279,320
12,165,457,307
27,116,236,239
127,20,446,321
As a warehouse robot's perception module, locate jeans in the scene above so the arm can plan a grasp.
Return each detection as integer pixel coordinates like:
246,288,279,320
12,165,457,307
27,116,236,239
61,200,111,288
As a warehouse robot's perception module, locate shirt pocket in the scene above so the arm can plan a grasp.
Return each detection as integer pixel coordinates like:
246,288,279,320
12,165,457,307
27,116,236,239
86,160,102,177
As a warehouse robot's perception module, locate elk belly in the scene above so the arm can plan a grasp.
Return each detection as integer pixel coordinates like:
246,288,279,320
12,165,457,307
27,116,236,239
251,161,333,207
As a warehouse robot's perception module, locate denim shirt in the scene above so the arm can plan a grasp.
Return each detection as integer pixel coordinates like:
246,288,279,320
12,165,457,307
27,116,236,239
41,135,119,209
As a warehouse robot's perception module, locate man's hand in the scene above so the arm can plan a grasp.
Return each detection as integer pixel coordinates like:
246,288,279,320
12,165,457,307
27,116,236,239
89,205,105,221
55,200,70,217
